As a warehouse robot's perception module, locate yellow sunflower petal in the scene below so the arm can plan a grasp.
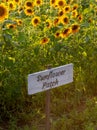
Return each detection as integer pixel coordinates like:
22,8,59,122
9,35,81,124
0,3,8,22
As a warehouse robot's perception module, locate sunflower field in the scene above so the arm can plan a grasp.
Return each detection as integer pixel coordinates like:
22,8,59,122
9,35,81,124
0,0,97,129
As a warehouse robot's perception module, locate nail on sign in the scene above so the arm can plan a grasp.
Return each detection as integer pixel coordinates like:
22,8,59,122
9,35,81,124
28,63,73,95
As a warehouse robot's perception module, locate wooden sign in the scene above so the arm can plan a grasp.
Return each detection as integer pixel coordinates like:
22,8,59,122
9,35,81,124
28,63,73,95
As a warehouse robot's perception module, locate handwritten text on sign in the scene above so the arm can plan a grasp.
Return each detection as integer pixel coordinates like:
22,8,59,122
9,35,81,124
28,63,73,95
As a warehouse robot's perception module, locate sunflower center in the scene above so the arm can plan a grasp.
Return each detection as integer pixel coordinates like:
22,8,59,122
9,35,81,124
19,7,23,12
15,0,19,2
9,3,13,8
63,17,68,23
58,1,64,6
27,9,32,13
78,16,81,20
34,19,39,24
59,11,64,16
56,32,60,36
54,18,59,23
0,7,5,17
73,6,77,10
65,7,69,11
72,25,78,30
46,22,50,27
51,0,55,4
42,38,48,43
36,0,41,4
26,2,32,7
63,29,69,34
18,20,22,24
9,25,14,28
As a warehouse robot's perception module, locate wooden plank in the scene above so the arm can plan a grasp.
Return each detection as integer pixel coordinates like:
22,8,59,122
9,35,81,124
28,63,73,95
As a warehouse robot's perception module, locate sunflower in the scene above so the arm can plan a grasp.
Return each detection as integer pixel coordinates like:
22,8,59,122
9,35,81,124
31,16,41,26
71,23,80,33
72,4,78,10
53,17,60,26
0,3,8,22
18,6,24,14
7,23,16,29
45,19,52,28
58,10,64,17
25,1,34,8
61,28,71,38
8,1,16,11
40,37,50,45
17,19,22,25
71,10,78,18
14,19,23,26
50,0,57,8
56,0,66,9
88,18,92,23
77,14,83,22
34,0,43,6
54,31,61,38
2,0,9,2
14,0,21,5
64,5,71,14
61,15,69,25
24,8,34,16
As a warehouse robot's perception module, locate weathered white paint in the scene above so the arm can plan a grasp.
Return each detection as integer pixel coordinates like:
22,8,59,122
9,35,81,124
28,63,73,95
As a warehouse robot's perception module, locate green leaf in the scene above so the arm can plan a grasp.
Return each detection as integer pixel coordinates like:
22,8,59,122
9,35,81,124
17,32,26,42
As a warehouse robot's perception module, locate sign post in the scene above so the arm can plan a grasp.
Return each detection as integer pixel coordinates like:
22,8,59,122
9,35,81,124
45,89,50,130
28,63,73,130
45,65,51,130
